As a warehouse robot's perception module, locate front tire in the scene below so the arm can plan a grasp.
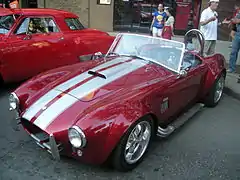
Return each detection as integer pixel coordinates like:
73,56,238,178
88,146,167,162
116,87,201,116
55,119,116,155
111,116,154,171
204,73,225,107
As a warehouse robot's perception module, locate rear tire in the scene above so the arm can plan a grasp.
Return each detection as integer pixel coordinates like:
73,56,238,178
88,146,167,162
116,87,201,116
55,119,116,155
204,73,225,107
111,116,154,172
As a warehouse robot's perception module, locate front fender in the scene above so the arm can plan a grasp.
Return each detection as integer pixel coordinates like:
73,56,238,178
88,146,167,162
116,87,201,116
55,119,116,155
73,99,153,165
202,54,226,95
102,100,152,163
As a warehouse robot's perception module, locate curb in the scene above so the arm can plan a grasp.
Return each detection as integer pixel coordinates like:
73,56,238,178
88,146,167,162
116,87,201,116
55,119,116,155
223,87,240,101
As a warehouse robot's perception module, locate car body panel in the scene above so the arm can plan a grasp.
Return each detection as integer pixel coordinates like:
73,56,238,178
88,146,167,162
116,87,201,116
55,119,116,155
12,33,226,166
0,8,114,83
200,54,226,96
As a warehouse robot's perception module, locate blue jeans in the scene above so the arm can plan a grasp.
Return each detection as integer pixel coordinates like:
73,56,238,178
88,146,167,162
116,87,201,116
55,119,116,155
229,34,240,72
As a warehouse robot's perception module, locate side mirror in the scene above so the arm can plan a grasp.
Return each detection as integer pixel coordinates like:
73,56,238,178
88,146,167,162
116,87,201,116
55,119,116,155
91,52,104,60
177,70,188,79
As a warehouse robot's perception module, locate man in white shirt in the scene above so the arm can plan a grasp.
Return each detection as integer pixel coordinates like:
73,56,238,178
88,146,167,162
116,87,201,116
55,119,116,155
199,0,219,56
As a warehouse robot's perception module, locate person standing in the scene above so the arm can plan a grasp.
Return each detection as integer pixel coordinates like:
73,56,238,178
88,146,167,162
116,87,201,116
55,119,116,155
228,6,240,73
162,8,175,40
230,4,240,40
150,3,167,37
199,0,219,56
223,4,240,48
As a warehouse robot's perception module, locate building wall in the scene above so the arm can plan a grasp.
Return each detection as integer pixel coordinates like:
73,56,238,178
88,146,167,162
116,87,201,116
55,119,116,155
35,0,235,39
37,0,89,27
37,0,113,31
89,0,114,32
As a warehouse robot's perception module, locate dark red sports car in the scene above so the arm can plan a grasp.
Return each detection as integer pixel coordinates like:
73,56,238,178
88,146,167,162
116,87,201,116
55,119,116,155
0,8,114,83
9,30,226,171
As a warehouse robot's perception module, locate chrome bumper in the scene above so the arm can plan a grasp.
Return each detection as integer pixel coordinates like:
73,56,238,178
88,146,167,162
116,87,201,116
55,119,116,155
29,133,61,160
10,109,21,131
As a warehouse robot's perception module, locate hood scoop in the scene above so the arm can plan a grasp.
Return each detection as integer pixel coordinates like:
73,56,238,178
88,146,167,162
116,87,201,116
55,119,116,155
88,70,106,79
88,61,130,80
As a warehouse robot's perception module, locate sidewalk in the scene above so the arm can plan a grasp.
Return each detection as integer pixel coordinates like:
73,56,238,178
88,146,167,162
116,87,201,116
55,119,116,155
108,31,240,101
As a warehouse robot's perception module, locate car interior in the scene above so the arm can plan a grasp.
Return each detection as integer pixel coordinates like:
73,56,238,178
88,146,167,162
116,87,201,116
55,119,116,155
181,52,202,71
181,33,202,71
15,17,59,35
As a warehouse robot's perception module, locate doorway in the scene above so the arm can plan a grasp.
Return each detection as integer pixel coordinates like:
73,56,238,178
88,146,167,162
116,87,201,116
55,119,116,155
113,0,161,33
113,0,202,35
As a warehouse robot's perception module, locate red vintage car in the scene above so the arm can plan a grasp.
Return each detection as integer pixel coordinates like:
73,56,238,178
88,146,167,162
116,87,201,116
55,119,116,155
9,30,226,171
0,8,114,83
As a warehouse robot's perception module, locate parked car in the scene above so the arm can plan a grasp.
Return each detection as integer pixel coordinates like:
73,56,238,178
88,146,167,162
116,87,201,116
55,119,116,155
0,8,114,83
9,30,226,171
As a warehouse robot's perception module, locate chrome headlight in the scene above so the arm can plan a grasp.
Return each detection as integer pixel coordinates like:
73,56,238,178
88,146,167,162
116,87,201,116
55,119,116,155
9,92,19,111
68,126,87,148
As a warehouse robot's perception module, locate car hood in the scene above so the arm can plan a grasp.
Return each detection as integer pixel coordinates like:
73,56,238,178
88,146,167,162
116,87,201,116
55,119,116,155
18,56,173,133
52,56,150,101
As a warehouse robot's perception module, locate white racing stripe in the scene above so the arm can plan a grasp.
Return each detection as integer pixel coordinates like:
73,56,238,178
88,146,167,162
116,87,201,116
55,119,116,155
22,89,62,120
33,59,147,130
33,94,78,130
22,57,129,121
55,57,130,92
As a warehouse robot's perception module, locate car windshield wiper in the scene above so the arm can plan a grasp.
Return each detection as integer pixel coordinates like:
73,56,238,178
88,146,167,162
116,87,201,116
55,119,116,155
121,54,149,62
106,53,149,62
124,55,144,60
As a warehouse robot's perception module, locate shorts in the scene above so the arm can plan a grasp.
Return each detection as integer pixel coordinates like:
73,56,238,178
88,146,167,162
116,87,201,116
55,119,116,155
152,27,163,37
203,40,216,56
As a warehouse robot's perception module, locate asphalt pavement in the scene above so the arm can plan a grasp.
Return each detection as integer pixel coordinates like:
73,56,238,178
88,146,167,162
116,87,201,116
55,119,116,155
0,85,240,180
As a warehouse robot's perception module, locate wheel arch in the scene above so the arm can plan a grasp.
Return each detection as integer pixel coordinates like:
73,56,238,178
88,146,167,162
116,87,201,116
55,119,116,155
201,54,226,96
103,111,159,164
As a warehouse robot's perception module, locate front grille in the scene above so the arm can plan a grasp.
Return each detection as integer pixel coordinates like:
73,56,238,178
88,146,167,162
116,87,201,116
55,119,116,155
21,118,49,142
20,118,63,160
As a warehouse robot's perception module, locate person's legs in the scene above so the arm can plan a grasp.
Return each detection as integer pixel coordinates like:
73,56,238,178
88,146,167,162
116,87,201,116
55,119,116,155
229,35,240,72
203,40,211,56
152,27,158,37
157,28,163,37
208,40,216,55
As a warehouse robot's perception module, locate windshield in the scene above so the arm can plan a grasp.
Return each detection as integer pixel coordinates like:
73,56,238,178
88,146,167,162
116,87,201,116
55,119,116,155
106,33,185,73
0,14,18,34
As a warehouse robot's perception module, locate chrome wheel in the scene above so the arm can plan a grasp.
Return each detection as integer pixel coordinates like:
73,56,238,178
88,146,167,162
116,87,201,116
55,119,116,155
214,76,225,103
124,121,151,164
